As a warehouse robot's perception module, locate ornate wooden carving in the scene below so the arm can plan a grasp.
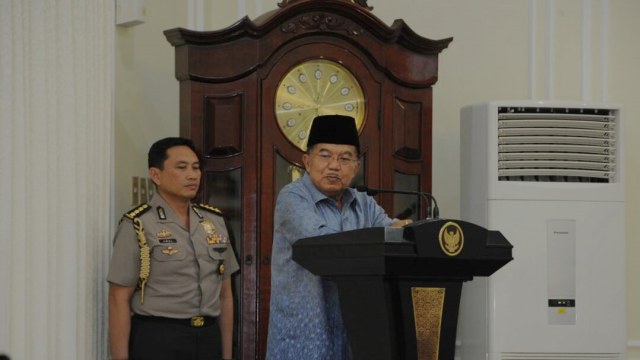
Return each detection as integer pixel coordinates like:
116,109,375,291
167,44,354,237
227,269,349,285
280,13,365,35
279,0,373,11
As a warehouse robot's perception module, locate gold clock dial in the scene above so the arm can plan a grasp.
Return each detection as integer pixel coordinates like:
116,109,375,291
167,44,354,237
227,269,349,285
275,59,366,151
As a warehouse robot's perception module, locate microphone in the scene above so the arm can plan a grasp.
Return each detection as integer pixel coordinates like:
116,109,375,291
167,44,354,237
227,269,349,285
355,185,439,219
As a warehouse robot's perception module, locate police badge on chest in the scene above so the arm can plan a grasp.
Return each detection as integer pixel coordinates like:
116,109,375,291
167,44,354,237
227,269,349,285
200,220,229,274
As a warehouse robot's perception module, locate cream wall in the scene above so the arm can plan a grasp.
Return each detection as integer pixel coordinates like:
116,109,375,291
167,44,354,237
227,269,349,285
114,0,639,357
114,0,187,215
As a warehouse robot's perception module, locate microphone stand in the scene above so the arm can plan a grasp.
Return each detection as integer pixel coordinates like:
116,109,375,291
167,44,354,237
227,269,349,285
355,185,439,219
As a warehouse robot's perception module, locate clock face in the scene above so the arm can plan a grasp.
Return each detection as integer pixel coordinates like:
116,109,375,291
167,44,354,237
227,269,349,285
275,59,366,151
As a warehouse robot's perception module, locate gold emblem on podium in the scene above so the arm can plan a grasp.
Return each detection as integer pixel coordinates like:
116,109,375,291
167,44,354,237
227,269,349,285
438,221,464,256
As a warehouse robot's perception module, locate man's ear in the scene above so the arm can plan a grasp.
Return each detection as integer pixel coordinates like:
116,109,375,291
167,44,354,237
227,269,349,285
302,153,311,172
149,167,161,186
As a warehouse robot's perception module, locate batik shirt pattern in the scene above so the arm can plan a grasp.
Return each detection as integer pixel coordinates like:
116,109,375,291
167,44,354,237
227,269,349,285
266,173,394,360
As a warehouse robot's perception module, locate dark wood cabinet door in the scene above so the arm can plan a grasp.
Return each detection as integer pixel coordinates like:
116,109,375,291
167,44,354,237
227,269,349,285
165,1,451,358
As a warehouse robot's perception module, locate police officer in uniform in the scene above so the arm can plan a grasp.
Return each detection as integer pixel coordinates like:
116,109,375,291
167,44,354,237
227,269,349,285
108,137,239,360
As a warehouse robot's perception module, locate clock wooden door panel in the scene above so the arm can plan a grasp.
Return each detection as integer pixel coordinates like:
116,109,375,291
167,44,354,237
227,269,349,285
165,1,451,358
380,84,434,219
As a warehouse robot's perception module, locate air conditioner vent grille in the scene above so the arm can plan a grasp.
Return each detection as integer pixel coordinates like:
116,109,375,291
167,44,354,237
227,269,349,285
497,106,617,182
500,353,622,360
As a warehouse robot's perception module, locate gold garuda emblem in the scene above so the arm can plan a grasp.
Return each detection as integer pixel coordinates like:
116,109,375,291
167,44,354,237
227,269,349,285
438,221,464,256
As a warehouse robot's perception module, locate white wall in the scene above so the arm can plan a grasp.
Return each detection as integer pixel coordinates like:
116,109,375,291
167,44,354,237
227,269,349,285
114,0,640,358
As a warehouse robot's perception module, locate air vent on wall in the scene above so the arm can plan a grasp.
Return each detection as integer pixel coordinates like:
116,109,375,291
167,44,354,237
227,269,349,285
497,106,617,183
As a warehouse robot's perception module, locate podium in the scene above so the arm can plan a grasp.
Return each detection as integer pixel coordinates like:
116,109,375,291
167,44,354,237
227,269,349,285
292,219,513,360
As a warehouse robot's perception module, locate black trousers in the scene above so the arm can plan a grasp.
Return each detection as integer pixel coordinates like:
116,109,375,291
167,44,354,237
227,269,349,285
129,315,222,360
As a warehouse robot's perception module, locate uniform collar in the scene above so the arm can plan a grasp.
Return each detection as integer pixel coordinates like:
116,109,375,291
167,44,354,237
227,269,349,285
148,194,195,226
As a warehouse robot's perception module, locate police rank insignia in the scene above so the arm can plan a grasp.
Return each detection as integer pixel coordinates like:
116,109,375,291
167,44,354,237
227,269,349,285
438,221,464,256
201,220,224,245
161,246,178,256
156,206,167,220
156,229,172,239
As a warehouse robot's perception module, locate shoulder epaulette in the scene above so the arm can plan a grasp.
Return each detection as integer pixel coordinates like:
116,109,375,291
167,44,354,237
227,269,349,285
121,203,152,304
124,204,151,220
195,203,223,215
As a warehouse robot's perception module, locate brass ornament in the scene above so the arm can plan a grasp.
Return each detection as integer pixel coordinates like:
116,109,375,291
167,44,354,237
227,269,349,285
190,316,205,327
288,165,305,183
411,287,445,359
438,221,464,256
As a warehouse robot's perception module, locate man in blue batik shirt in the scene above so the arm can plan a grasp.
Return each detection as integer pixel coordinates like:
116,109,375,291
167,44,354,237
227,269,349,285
266,115,411,360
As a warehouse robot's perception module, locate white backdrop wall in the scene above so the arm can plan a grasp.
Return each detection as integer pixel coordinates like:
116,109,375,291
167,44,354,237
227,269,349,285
0,1,114,359
76,0,640,359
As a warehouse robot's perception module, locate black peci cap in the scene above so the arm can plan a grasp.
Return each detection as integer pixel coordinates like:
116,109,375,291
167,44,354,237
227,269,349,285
306,115,360,151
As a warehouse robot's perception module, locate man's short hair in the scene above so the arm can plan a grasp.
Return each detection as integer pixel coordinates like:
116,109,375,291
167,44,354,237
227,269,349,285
148,137,198,169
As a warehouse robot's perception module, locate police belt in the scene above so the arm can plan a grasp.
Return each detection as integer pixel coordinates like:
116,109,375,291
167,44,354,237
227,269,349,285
132,314,218,328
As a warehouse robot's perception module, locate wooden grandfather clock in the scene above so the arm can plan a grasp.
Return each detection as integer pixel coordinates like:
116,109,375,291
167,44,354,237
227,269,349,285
164,0,451,358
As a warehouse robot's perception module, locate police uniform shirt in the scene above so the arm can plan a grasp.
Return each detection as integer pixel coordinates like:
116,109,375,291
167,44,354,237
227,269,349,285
107,195,240,318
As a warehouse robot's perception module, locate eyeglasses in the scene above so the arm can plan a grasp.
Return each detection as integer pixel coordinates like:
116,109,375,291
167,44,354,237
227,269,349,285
313,151,359,167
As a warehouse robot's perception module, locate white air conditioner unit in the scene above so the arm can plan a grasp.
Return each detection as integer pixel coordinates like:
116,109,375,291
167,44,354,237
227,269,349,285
457,101,626,360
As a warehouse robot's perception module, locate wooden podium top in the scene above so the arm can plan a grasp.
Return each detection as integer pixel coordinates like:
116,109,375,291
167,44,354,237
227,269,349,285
292,218,513,280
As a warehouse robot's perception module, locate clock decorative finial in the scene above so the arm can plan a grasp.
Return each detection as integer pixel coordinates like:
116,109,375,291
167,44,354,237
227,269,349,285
278,0,373,11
